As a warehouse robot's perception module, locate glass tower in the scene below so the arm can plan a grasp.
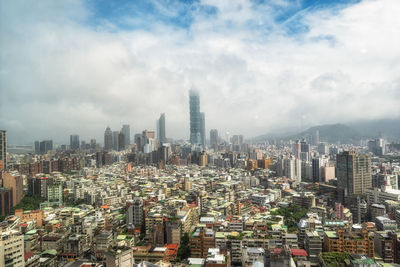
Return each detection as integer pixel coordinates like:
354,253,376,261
189,89,202,146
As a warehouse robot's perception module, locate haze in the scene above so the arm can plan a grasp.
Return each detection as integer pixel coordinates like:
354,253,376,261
1,0,400,145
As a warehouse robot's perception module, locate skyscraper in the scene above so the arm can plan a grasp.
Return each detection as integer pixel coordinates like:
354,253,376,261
200,112,205,149
39,140,53,154
210,129,218,150
104,127,113,151
189,89,202,147
337,151,372,203
122,124,130,147
0,130,6,170
118,131,125,151
70,134,80,150
157,113,166,146
113,131,119,151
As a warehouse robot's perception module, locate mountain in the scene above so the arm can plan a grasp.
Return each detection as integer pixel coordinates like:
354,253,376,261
295,123,363,144
253,123,363,144
348,118,400,142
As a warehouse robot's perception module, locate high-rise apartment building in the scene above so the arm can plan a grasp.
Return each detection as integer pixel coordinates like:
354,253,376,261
189,89,202,147
122,124,130,146
337,151,372,203
0,230,25,267
3,172,23,207
104,126,113,151
0,130,6,170
210,129,218,150
0,188,13,216
157,113,166,146
133,198,144,227
70,134,80,150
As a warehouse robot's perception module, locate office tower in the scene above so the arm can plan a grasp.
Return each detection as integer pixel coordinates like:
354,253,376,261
210,129,218,150
189,89,202,146
3,172,23,207
70,134,80,150
112,131,119,151
134,133,142,152
0,230,24,267
312,157,328,183
104,126,113,151
0,130,6,170
39,140,53,154
337,151,372,203
122,124,130,146
118,131,125,151
34,141,40,154
157,113,166,146
300,140,310,161
312,130,320,145
200,112,206,149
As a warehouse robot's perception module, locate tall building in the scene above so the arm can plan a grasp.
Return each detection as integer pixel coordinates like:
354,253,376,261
3,172,23,207
337,151,372,203
127,198,144,229
104,126,113,151
312,157,328,183
210,129,218,150
70,134,80,150
0,230,25,267
118,131,125,151
122,124,130,147
38,140,53,154
112,131,119,151
0,130,6,170
189,89,202,147
34,141,40,154
200,112,206,149
0,188,13,216
157,113,166,146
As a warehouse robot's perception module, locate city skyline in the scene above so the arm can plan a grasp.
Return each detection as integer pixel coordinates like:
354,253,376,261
1,0,400,144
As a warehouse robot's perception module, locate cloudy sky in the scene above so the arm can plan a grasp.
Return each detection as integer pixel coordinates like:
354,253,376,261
1,0,400,145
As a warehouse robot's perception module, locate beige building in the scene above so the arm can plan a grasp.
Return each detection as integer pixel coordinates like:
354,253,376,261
3,172,23,207
0,230,25,267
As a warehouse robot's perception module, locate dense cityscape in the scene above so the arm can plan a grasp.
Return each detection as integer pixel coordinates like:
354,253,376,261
2,0,400,267
1,88,400,267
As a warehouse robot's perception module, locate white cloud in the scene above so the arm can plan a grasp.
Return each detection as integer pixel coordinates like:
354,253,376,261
0,0,400,144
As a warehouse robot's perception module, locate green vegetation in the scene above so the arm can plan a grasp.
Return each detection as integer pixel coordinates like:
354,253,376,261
270,205,307,233
63,196,89,207
175,232,190,262
321,252,350,267
12,195,44,213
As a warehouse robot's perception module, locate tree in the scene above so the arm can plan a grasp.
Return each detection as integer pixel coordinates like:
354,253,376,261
177,232,190,261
